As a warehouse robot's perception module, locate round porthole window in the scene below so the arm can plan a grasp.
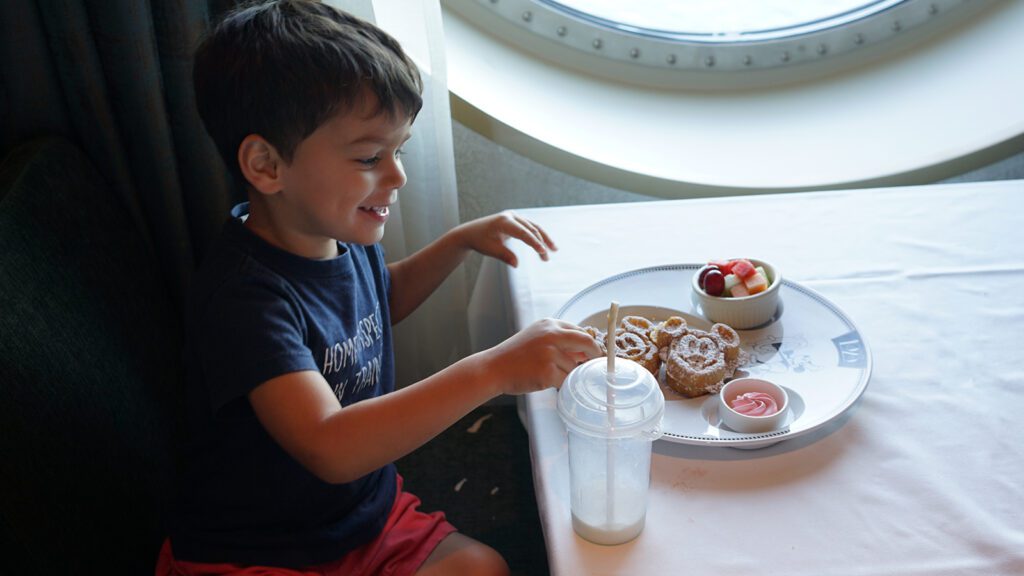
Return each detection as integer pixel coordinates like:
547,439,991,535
449,0,983,78
442,0,1021,196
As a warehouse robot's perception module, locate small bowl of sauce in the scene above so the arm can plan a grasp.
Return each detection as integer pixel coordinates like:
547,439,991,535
718,377,789,433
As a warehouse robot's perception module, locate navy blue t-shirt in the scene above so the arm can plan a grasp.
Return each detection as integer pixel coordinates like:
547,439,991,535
171,203,397,567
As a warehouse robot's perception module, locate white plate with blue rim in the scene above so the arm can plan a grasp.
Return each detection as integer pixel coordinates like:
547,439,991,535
559,264,871,450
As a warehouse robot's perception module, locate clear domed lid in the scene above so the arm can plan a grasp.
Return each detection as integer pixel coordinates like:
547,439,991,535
557,357,664,439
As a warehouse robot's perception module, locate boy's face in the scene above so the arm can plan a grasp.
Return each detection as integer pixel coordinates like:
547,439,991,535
272,95,412,253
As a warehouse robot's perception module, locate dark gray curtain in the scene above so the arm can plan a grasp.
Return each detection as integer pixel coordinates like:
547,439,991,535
1,4,257,572
0,0,242,306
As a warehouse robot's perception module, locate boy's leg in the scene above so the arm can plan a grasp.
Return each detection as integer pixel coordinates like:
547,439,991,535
415,533,509,576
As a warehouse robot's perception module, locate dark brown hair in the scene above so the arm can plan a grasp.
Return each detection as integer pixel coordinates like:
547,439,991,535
193,0,423,185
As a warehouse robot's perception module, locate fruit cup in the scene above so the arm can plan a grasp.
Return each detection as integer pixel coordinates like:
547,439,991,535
691,258,781,329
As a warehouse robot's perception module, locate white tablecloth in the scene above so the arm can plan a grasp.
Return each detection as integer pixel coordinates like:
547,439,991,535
467,181,1024,576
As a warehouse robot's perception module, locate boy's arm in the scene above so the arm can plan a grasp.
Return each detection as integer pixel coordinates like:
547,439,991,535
386,211,555,323
249,318,599,484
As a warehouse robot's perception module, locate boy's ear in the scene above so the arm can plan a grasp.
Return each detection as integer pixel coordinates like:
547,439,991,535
238,134,284,196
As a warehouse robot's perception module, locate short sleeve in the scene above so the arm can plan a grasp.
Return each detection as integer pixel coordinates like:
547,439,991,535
196,275,318,413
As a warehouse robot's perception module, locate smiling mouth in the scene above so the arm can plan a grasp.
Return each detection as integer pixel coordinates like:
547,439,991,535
360,205,389,217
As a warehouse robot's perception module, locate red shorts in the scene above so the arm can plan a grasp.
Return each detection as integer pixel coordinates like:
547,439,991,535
157,475,456,576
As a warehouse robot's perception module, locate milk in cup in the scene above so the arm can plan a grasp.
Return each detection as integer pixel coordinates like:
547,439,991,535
557,357,664,545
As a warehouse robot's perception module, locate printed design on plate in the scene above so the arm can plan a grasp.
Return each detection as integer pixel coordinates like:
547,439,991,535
831,330,866,368
746,334,823,374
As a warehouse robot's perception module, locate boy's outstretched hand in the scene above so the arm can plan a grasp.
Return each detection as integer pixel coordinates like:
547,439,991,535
454,210,556,268
478,318,604,396
387,210,557,324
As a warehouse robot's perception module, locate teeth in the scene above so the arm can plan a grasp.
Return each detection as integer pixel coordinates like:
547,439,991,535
364,206,389,216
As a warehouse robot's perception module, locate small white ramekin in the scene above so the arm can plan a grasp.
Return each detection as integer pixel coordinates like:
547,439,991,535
718,377,790,433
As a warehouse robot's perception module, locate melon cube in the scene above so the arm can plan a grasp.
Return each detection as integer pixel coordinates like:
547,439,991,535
732,259,756,279
744,272,769,295
723,273,742,294
755,266,771,285
730,282,751,297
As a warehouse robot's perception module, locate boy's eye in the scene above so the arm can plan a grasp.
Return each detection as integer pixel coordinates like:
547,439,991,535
357,148,404,167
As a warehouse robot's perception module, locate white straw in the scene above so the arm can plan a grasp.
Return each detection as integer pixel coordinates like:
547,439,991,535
606,301,618,375
605,301,619,527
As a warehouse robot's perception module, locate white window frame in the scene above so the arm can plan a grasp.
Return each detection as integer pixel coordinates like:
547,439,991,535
442,0,1024,197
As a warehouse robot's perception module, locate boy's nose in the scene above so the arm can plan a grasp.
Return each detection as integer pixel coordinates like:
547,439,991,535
384,157,407,191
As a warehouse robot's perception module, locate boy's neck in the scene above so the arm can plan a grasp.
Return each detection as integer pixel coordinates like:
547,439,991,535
243,198,340,260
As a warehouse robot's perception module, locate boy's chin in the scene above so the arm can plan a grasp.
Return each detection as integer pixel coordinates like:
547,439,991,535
345,227,386,246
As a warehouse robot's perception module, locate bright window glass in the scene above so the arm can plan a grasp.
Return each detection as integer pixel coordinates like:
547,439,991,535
546,0,898,40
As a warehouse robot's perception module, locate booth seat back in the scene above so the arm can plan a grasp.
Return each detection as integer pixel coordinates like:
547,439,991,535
0,138,183,574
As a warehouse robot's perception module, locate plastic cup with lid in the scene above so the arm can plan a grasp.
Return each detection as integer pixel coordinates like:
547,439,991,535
557,357,665,545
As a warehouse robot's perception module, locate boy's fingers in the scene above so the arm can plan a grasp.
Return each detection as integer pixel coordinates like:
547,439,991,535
551,353,579,376
506,218,550,261
553,324,604,358
498,247,518,268
513,214,556,252
552,347,598,379
517,215,557,252
551,319,593,333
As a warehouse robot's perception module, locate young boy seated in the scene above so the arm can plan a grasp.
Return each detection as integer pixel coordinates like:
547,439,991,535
158,1,601,575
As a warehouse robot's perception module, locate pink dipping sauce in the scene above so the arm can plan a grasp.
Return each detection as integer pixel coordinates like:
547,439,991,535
730,392,779,417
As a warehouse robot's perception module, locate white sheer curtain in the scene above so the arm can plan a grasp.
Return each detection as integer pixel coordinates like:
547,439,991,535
326,0,470,388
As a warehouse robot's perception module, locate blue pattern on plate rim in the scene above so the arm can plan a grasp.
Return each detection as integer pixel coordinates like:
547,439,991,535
554,263,872,446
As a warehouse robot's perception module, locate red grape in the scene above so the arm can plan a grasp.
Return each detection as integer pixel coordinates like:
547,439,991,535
697,265,719,288
703,270,725,296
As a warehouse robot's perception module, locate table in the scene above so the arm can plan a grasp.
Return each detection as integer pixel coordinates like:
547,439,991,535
467,181,1024,576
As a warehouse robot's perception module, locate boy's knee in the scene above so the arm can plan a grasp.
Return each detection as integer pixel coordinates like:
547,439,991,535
448,540,509,576
467,543,510,576
420,534,509,576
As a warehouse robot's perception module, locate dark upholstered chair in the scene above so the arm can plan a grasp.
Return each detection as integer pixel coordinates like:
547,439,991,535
0,138,183,574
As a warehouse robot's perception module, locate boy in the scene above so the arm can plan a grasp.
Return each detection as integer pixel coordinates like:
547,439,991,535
159,1,601,575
